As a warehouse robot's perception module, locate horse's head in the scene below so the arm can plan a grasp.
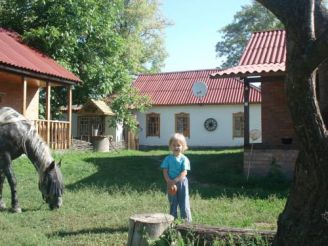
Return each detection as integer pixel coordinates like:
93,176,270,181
39,161,64,210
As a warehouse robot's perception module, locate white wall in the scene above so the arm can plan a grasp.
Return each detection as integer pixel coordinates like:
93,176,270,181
105,116,124,142
136,104,261,147
115,122,124,142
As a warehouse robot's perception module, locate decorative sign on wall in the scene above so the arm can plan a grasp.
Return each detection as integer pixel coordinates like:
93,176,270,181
204,118,218,131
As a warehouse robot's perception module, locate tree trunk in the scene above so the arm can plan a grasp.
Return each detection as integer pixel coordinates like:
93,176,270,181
274,38,328,245
252,0,328,244
318,60,328,126
127,213,174,246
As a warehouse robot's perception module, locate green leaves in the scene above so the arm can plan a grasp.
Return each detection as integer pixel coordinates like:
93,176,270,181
110,84,151,131
0,0,167,127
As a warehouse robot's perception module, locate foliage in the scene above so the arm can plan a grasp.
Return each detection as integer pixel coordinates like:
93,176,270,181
109,84,151,131
216,1,284,68
0,0,168,126
0,148,288,245
0,0,125,99
120,0,170,74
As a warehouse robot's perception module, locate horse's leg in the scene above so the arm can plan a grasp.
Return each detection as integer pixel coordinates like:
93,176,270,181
0,172,6,210
3,153,21,213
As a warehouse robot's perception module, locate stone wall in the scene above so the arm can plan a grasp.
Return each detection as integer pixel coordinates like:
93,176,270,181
72,138,126,152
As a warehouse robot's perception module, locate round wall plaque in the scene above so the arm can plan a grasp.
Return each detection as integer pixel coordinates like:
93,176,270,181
204,118,217,131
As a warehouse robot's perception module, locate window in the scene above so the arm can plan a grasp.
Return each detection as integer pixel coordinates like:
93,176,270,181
175,113,190,137
233,112,244,138
146,113,160,137
78,116,105,139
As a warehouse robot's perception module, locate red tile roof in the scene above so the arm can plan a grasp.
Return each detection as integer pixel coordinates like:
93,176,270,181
211,30,286,78
133,69,261,105
0,28,81,83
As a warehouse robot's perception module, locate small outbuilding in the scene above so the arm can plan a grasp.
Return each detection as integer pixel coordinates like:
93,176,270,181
211,29,298,178
76,99,124,145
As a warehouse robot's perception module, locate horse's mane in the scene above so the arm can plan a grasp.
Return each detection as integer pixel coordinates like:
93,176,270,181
25,126,64,196
22,123,53,173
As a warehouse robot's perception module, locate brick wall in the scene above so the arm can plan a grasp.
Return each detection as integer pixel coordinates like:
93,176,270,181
244,149,298,178
261,78,296,146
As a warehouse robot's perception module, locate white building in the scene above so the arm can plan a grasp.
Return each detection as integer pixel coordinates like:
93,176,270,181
133,69,261,148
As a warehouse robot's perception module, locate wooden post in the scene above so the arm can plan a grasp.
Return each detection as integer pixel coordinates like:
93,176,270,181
244,78,250,146
46,82,51,147
22,77,27,116
67,85,72,148
127,213,174,246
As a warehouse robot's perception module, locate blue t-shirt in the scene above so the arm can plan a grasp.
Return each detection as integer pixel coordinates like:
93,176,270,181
160,154,190,179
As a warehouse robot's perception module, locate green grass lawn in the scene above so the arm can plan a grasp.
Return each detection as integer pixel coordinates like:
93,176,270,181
0,148,289,245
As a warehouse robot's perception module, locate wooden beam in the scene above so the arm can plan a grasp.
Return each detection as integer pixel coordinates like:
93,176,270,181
67,85,72,148
46,82,51,146
22,76,27,116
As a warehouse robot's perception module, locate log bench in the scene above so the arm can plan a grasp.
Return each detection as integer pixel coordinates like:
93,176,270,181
176,224,276,244
127,213,275,245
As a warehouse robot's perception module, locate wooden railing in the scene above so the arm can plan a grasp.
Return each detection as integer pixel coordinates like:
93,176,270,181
33,120,71,150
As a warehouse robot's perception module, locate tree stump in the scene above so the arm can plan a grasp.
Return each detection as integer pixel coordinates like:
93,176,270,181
127,213,174,246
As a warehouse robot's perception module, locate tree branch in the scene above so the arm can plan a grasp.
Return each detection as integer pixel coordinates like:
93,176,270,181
305,2,328,70
315,1,328,36
306,29,328,71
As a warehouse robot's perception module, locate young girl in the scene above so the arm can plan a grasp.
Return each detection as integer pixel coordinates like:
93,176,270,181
160,133,192,222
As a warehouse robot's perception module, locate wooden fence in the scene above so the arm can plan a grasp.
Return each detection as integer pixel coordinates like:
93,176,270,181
34,119,71,150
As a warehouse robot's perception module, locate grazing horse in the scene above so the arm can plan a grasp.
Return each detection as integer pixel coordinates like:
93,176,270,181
0,107,64,212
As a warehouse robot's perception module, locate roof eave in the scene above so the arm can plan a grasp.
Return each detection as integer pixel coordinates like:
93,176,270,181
210,71,286,79
0,63,82,85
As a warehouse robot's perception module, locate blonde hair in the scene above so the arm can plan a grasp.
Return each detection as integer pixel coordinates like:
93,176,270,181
169,133,188,152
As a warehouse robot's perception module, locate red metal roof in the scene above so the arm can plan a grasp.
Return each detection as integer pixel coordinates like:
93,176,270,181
133,69,261,105
0,28,81,83
211,30,286,78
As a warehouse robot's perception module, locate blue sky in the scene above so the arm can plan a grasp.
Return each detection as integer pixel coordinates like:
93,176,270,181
161,0,252,72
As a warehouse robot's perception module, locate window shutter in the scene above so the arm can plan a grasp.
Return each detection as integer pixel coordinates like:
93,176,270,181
233,112,244,138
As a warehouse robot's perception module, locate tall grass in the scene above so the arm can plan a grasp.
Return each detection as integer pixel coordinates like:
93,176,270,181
0,149,289,245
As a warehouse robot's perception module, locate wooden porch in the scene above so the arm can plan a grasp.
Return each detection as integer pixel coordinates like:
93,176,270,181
0,28,81,150
0,70,74,150
34,119,71,150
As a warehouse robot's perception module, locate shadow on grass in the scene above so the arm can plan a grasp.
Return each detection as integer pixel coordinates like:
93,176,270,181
66,150,290,199
66,154,166,193
47,226,127,238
